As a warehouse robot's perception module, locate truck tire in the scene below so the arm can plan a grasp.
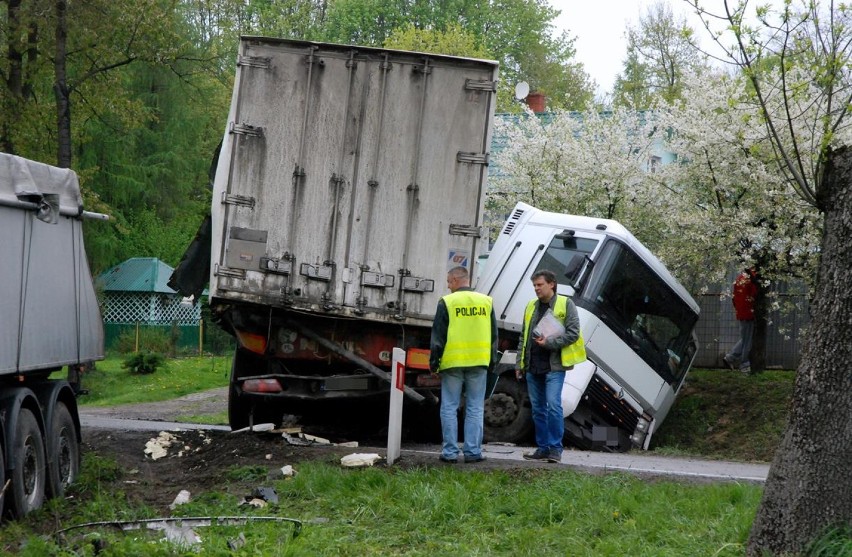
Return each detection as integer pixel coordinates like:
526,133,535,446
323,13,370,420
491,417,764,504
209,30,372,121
484,376,533,443
9,408,46,518
47,402,80,499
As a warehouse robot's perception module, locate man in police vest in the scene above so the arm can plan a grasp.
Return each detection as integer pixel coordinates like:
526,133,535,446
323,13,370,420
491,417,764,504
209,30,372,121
516,269,586,463
430,266,498,463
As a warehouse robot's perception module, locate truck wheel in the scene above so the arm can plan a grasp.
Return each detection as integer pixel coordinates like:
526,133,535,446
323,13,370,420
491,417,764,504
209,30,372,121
9,408,46,518
47,402,80,499
484,376,533,443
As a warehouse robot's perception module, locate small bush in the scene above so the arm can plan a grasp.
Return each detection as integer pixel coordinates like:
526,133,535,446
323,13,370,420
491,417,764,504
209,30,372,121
122,352,166,375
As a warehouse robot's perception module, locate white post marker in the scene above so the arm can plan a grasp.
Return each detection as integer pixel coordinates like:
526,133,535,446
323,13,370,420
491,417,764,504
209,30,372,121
387,347,406,465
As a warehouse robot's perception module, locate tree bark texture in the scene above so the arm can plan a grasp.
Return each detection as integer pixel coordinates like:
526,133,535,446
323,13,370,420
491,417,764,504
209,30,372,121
747,146,852,555
54,0,72,168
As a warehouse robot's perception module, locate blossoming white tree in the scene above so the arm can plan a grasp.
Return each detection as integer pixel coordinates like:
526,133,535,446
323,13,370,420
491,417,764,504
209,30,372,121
682,1,852,554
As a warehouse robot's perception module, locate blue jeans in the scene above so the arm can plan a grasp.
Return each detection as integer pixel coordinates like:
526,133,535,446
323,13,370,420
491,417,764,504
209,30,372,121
727,319,754,369
440,367,487,459
526,370,566,454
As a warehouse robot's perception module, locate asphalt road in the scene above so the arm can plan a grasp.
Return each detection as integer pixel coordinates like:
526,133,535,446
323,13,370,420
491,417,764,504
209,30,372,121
79,413,769,484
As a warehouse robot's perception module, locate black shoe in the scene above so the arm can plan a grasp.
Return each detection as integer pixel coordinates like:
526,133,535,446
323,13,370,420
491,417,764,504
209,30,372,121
465,455,486,464
523,449,548,461
439,455,458,464
546,450,562,463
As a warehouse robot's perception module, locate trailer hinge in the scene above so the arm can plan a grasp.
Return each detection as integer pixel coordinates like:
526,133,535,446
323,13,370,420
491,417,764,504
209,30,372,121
401,276,435,293
412,59,433,75
237,55,271,69
300,262,333,281
448,224,482,238
361,271,395,288
229,122,264,137
221,192,256,208
214,264,246,279
457,152,489,165
260,256,293,275
465,79,497,92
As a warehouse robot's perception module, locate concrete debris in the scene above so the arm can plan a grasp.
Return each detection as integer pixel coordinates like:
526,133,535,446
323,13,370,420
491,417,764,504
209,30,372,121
282,432,314,447
340,453,383,467
228,532,247,551
280,465,296,477
153,521,201,546
231,423,276,434
144,431,179,460
281,431,356,447
299,433,330,444
336,441,359,448
243,498,267,508
265,454,273,460
169,490,191,510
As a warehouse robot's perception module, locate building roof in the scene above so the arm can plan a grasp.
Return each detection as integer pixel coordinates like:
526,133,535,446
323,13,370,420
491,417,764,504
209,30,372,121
97,258,179,294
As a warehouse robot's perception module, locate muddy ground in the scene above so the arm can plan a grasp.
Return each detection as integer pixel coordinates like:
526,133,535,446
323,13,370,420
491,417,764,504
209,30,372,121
79,390,549,514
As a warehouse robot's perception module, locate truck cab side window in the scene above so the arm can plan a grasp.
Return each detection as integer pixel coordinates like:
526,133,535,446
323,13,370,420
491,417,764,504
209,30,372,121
535,235,599,289
582,241,698,384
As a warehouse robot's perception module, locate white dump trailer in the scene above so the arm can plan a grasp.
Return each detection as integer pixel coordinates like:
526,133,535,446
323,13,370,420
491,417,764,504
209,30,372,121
0,153,105,517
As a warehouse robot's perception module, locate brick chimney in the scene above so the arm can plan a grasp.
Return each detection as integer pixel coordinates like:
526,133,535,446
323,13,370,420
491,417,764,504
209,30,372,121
526,91,546,113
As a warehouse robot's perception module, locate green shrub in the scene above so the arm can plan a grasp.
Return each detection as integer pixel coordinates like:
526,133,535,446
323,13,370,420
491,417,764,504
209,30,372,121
121,352,166,375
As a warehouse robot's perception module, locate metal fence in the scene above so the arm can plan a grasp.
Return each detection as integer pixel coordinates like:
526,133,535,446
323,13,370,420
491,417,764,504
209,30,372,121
103,319,235,356
693,279,809,370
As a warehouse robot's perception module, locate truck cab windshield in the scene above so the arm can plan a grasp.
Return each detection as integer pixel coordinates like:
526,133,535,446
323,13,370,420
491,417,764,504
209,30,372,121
574,240,698,385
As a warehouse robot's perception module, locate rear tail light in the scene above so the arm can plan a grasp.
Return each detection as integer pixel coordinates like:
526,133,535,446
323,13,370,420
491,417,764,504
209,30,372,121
235,330,267,354
243,378,283,393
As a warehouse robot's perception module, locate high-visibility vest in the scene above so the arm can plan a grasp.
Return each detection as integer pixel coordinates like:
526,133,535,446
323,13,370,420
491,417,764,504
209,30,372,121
520,295,586,370
438,290,493,371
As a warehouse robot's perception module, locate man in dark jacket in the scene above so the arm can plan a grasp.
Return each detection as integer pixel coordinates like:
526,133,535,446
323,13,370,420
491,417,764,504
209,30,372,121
430,266,498,464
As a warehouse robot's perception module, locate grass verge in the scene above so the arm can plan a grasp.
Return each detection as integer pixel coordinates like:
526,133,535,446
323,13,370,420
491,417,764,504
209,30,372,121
74,355,231,407
1,453,764,556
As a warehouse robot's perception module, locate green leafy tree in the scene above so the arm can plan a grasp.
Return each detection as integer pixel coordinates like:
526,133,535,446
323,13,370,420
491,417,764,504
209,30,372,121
384,23,489,59
320,0,593,111
615,1,705,107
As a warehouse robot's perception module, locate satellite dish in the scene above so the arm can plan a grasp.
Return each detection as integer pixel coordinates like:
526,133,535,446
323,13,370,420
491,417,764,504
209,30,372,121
514,81,530,101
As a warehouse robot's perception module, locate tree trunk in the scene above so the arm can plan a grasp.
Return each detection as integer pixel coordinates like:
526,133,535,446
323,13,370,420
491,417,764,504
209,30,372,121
54,0,72,168
747,146,852,555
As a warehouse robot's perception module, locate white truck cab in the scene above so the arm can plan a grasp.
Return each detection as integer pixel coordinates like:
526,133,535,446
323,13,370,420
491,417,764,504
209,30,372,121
478,202,700,450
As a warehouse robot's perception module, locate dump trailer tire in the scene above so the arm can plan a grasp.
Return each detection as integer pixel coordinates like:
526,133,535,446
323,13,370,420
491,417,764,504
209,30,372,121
9,408,46,518
484,376,533,443
47,402,80,499
0,443,5,513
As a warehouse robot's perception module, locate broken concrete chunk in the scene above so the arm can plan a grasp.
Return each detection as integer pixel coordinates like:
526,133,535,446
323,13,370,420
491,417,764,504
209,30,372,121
169,490,191,510
280,465,296,477
144,431,180,460
231,423,276,434
340,453,382,467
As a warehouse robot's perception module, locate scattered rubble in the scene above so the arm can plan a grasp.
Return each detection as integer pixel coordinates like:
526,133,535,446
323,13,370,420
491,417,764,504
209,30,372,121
169,490,191,510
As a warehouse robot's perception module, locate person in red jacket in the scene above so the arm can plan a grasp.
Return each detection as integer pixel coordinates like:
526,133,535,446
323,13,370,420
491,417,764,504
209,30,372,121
724,268,758,373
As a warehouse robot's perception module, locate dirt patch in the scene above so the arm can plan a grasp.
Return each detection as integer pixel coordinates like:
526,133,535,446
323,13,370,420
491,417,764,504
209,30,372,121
80,388,230,422
81,427,544,514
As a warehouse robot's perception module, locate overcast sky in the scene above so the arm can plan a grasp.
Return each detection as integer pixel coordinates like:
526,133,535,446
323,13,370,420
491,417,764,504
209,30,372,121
548,0,701,94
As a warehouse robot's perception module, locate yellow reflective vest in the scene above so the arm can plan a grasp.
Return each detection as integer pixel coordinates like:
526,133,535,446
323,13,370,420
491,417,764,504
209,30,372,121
520,295,586,370
438,290,494,371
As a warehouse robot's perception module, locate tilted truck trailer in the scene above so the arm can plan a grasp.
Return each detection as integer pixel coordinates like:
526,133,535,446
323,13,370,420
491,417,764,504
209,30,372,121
170,37,499,431
170,37,700,451
0,153,105,517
